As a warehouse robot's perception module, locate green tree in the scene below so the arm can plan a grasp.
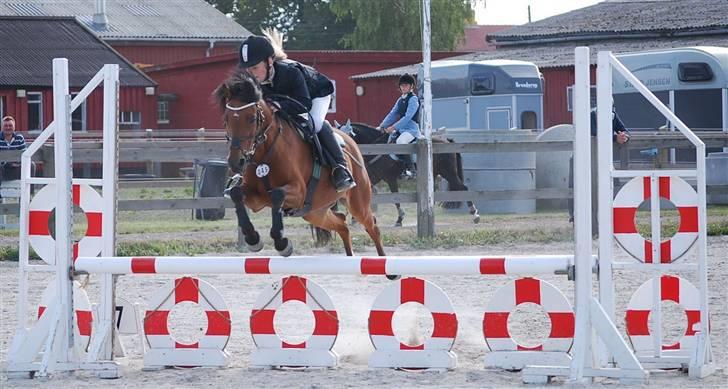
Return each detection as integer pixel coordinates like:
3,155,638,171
284,0,354,50
330,0,475,50
204,0,236,15
233,0,353,50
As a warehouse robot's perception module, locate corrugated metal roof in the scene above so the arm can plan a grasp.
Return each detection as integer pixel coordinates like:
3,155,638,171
0,0,250,41
352,35,728,79
490,0,728,44
0,16,156,87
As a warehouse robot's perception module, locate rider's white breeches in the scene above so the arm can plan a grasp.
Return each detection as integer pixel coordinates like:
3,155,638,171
310,94,332,133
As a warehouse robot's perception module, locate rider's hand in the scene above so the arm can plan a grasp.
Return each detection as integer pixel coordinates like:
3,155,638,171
616,131,629,144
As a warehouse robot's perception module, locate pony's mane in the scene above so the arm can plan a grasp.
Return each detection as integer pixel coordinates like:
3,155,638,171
213,71,262,112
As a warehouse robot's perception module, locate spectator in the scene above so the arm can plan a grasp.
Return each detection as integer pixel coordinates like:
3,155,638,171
1,116,26,184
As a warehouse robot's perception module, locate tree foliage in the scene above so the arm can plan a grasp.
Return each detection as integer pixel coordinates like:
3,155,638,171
330,0,475,50
205,0,474,51
233,0,353,50
204,0,236,15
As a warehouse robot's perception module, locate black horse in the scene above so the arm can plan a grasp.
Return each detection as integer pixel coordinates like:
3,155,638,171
339,120,480,226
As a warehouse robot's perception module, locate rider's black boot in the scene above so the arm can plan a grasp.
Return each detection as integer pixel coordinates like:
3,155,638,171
318,123,356,192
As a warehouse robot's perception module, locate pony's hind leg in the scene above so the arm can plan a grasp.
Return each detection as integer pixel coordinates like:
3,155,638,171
229,186,263,252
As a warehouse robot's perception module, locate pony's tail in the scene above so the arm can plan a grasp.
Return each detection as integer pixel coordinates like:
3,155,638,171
311,226,332,247
455,144,464,183
261,28,287,61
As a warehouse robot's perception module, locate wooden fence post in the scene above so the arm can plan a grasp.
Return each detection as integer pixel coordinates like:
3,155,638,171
416,139,434,238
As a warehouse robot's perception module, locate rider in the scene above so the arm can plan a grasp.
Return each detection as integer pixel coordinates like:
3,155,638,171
237,30,355,192
377,74,421,178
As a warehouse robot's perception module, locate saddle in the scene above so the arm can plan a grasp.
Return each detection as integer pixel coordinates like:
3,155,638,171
277,110,340,169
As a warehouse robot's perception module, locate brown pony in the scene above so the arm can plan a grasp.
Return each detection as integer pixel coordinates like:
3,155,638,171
213,72,385,258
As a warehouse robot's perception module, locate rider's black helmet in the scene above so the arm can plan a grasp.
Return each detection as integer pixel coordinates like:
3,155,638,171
398,73,416,86
239,35,274,68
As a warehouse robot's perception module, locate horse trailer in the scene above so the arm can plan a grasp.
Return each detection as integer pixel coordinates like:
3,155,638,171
418,59,545,214
419,59,544,131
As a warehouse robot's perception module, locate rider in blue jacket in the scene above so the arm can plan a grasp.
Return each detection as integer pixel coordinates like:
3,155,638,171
377,74,421,177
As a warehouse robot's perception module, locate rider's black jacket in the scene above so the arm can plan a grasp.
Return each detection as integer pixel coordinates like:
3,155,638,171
261,60,334,116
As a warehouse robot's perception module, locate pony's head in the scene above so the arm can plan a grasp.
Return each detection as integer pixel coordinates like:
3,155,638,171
337,120,388,145
213,72,272,173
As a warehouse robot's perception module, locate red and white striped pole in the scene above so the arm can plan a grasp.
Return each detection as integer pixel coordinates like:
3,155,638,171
74,255,593,276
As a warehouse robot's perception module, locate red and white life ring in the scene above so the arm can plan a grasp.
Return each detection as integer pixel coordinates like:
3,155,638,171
28,184,104,264
250,276,338,351
625,275,704,356
37,279,93,351
483,277,574,352
613,176,698,263
368,277,458,351
143,277,231,351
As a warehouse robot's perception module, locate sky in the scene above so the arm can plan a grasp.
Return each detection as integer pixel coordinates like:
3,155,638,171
474,0,606,25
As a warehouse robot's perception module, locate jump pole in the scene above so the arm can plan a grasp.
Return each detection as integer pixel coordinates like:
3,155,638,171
74,255,591,276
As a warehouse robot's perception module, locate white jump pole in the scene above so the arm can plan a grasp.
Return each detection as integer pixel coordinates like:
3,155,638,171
74,255,590,276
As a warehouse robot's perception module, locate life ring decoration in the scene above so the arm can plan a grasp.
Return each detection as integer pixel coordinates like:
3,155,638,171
483,277,574,352
625,275,704,357
368,277,458,351
37,279,93,351
28,183,104,264
250,276,339,351
143,277,231,352
613,176,699,263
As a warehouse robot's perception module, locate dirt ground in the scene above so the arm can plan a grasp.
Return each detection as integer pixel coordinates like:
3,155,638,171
1,226,726,388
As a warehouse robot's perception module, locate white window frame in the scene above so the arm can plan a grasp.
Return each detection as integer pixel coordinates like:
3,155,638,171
70,92,87,132
486,107,512,130
157,101,170,124
567,85,597,111
327,80,336,114
119,111,142,129
27,92,43,133
0,95,5,119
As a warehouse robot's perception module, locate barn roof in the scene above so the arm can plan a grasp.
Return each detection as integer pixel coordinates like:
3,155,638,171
489,0,728,45
0,0,250,42
351,35,728,80
0,16,156,88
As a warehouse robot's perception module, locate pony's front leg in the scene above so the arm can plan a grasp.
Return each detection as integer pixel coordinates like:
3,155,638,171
229,185,263,252
269,187,293,256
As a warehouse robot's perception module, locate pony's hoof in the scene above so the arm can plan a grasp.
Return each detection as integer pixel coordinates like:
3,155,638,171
473,215,480,224
277,239,293,257
394,221,403,227
247,239,264,252
386,274,401,281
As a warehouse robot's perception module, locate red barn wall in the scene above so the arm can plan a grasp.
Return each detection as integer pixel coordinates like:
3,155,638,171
352,77,405,126
111,42,239,67
0,87,156,133
542,66,596,128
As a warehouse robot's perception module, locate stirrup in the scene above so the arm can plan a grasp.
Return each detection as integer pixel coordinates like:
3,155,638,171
333,166,356,192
